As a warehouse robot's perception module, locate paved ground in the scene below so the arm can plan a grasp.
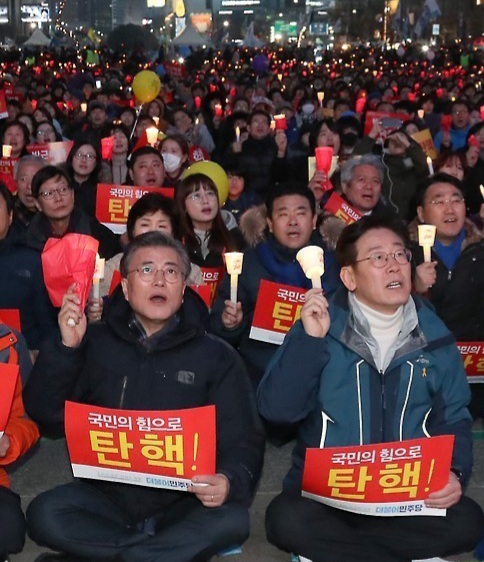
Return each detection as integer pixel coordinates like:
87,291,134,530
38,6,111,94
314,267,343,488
9,429,484,562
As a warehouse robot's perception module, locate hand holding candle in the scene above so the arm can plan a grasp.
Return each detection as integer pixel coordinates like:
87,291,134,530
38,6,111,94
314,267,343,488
92,253,105,302
418,224,436,263
224,252,244,303
297,246,325,289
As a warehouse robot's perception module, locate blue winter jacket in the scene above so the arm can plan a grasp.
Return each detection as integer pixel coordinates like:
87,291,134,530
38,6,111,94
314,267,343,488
258,288,473,491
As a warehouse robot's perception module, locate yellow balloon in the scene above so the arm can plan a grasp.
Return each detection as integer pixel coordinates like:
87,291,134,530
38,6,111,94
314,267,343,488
181,161,229,206
132,71,161,104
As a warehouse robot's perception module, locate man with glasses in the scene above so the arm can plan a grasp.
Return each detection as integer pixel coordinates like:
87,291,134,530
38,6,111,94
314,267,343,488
434,100,471,151
24,165,120,259
411,173,484,419
24,231,264,562
258,215,483,562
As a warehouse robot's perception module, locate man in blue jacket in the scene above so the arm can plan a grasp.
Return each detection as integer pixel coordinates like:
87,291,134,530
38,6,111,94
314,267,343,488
258,215,484,562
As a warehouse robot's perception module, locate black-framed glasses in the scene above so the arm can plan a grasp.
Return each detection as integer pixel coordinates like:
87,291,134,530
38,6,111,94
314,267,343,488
355,249,412,269
39,185,72,200
127,264,183,283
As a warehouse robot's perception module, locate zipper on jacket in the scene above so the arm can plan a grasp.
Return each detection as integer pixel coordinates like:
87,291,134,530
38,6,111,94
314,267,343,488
381,370,386,441
119,376,127,408
448,270,452,281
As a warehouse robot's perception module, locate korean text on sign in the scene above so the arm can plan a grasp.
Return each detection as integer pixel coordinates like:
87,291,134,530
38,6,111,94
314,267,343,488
457,341,484,383
302,435,454,517
250,280,306,345
65,401,216,491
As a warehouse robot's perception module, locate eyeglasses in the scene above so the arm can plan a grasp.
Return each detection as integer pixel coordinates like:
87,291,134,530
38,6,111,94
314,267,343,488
186,191,218,203
355,249,412,269
39,185,72,199
428,197,465,207
37,129,54,136
127,264,183,283
74,152,96,160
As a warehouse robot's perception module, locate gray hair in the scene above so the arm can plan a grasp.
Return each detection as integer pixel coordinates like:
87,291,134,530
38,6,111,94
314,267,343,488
340,154,384,185
120,231,191,281
14,155,47,180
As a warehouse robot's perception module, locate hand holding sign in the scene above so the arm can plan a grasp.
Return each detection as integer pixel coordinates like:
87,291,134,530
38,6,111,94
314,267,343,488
300,288,330,339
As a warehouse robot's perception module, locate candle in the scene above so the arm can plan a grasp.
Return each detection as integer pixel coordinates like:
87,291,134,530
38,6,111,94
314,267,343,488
296,246,325,289
214,104,223,117
417,109,424,120
274,114,287,130
2,145,12,158
194,96,202,110
270,119,276,131
317,92,325,107
480,106,484,121
418,224,436,263
426,156,434,175
277,73,283,82
235,126,240,143
146,126,159,146
480,185,484,200
153,116,160,127
224,252,244,303
92,253,105,302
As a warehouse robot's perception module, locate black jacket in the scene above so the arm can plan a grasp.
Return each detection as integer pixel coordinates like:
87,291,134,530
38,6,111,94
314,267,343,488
24,288,264,520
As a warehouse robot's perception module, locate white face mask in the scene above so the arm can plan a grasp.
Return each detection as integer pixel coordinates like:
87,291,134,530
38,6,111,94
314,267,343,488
162,152,182,173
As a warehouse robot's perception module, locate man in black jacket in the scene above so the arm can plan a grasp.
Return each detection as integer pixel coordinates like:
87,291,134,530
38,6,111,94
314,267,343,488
24,232,264,562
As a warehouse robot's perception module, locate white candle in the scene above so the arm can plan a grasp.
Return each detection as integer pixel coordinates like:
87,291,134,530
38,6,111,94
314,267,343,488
224,252,244,304
93,253,105,301
81,102,87,113
296,246,325,289
230,274,238,304
480,185,484,200
317,92,325,107
146,126,159,146
235,126,240,143
417,109,424,120
2,145,12,158
426,156,434,175
418,224,436,263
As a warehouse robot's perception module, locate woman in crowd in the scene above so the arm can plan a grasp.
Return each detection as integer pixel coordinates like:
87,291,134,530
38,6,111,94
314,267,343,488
1,121,30,159
170,108,216,155
108,123,130,185
65,140,104,217
176,174,242,268
159,134,190,188
34,120,61,144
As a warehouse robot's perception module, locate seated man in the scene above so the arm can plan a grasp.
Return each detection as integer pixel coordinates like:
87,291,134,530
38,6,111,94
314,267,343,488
25,165,120,259
211,182,341,386
258,215,484,562
411,173,484,419
24,232,264,562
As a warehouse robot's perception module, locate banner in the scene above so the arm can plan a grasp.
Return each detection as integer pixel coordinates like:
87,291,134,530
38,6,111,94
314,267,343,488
250,280,306,345
364,111,411,137
27,141,74,166
411,129,438,160
0,90,7,119
0,364,19,438
65,402,216,491
324,192,362,225
302,436,453,517
0,309,21,332
0,157,17,178
200,267,225,308
457,342,484,383
95,184,175,234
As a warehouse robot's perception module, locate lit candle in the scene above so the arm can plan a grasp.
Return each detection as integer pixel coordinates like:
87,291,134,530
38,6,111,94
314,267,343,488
2,145,12,158
92,253,105,302
418,225,436,263
296,246,325,289
277,73,283,82
80,102,87,113
274,114,287,130
214,104,223,117
224,252,244,303
317,92,325,107
146,126,159,146
153,116,160,127
235,126,240,143
417,109,424,120
426,156,434,175
480,185,484,200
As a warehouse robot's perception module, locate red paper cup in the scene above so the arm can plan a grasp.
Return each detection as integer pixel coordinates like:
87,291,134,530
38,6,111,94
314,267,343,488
274,116,287,130
315,147,333,173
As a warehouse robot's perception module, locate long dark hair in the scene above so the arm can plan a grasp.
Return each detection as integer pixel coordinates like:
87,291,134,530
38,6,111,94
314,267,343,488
176,173,237,257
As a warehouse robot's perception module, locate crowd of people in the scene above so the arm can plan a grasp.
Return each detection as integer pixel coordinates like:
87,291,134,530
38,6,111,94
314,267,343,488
1,40,484,562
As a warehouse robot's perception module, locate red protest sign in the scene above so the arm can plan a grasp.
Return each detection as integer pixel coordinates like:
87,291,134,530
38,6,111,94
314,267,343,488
65,402,216,491
250,280,306,345
27,141,74,165
0,309,21,332
95,184,175,234
324,192,362,225
0,364,19,437
457,342,484,382
0,157,18,178
0,91,7,119
302,436,453,517
200,267,225,308
189,283,213,309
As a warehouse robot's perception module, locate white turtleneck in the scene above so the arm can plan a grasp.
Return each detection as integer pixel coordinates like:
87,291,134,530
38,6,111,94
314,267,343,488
354,296,404,372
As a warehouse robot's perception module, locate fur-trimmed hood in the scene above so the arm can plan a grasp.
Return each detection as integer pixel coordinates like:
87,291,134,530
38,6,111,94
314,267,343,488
408,217,483,251
239,204,268,247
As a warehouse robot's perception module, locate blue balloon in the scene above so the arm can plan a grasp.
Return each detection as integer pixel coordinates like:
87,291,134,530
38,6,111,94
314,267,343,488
155,64,165,77
252,53,269,75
